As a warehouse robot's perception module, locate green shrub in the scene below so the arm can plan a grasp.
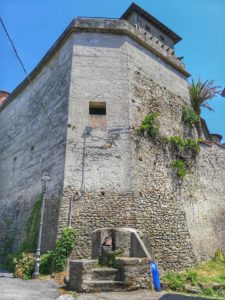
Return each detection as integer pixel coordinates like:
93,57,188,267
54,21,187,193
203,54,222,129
169,136,186,152
182,107,199,127
54,227,76,272
187,270,198,286
5,195,42,273
202,287,214,296
217,288,225,297
10,227,76,277
162,272,186,292
171,159,187,178
20,195,42,253
99,251,118,269
167,136,200,155
14,252,35,280
136,112,160,138
40,250,54,274
185,138,200,153
40,227,76,274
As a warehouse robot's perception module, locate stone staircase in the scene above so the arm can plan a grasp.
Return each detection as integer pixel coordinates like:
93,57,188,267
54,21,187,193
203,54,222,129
83,267,124,292
69,260,124,292
69,257,151,292
68,228,152,293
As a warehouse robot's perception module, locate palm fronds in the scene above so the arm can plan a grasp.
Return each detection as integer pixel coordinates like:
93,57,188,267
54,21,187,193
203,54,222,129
189,78,221,115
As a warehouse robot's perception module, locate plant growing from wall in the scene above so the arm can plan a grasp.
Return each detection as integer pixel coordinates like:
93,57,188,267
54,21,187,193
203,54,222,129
164,136,200,178
171,159,187,178
189,78,222,137
166,136,200,156
136,112,160,138
189,79,221,115
19,194,42,253
182,107,199,128
185,138,200,154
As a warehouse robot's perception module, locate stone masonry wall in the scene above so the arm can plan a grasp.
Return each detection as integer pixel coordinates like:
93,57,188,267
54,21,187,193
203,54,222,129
0,38,73,259
58,32,196,271
129,68,196,270
181,143,225,262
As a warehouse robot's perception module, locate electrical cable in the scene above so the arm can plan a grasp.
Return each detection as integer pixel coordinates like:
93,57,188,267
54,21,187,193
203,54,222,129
0,16,62,143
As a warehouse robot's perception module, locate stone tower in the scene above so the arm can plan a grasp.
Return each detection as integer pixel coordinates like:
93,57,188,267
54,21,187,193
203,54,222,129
0,3,225,270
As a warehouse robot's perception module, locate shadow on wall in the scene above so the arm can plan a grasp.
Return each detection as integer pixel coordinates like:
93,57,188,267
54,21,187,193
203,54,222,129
160,294,213,300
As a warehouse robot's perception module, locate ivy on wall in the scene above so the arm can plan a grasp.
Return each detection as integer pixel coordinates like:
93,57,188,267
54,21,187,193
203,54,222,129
136,110,200,179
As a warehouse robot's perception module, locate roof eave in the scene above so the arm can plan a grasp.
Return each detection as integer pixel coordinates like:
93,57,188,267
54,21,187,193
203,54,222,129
1,18,190,112
120,2,182,44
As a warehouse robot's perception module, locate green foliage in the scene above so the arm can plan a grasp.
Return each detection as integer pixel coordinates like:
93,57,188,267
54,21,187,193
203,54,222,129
185,138,200,153
20,194,42,253
167,136,200,155
9,227,76,278
99,251,118,269
186,270,198,286
136,112,160,138
162,272,186,292
40,250,54,274
171,159,187,178
53,227,76,272
189,78,221,115
40,227,76,273
13,252,35,280
182,107,200,127
5,195,42,273
202,287,214,297
168,136,186,152
162,250,225,298
166,136,200,178
213,249,225,263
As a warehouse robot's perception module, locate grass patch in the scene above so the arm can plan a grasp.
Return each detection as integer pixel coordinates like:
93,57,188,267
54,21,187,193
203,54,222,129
162,250,225,298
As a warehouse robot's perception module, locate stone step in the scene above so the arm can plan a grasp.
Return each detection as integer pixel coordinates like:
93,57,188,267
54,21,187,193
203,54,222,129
92,267,118,281
83,280,124,293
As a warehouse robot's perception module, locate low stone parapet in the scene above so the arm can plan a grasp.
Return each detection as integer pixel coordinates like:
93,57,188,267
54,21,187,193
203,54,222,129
68,257,152,292
69,259,98,291
116,257,151,291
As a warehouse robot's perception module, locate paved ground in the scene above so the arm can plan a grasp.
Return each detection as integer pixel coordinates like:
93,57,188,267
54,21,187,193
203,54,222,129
0,271,205,300
0,271,59,300
0,271,165,300
76,290,165,300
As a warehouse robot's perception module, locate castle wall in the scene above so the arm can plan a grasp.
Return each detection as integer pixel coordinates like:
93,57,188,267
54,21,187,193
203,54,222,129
58,32,196,270
182,144,225,261
57,32,132,231
1,24,224,270
0,38,73,259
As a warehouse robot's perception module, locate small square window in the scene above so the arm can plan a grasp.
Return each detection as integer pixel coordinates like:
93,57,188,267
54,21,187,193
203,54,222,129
89,102,106,115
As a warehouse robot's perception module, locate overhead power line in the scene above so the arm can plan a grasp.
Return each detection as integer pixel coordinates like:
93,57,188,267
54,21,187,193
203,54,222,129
0,16,62,143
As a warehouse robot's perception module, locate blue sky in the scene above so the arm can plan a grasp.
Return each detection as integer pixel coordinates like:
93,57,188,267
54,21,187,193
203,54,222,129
1,0,225,140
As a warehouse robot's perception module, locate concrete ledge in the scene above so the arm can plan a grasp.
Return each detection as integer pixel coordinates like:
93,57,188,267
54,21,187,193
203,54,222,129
1,18,190,112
